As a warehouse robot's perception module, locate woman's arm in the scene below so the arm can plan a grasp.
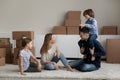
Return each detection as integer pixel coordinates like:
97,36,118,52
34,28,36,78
56,47,61,58
19,56,26,75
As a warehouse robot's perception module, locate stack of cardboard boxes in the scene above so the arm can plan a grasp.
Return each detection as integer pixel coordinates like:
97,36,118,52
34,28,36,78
102,26,118,35
65,11,81,34
53,11,81,35
12,31,35,65
0,38,12,66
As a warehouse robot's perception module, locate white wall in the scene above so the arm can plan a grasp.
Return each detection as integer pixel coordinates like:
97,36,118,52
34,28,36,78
0,0,120,35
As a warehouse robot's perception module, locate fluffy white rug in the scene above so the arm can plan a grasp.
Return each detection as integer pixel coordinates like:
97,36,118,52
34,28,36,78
0,62,120,80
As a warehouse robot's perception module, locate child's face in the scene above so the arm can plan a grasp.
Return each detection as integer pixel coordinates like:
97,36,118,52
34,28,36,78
85,15,90,19
27,41,33,49
50,35,56,44
80,32,89,40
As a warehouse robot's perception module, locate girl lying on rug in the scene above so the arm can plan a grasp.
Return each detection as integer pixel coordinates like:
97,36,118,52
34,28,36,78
19,38,41,75
40,33,74,72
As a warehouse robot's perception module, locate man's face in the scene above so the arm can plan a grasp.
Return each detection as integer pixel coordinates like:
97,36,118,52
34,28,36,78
80,32,89,40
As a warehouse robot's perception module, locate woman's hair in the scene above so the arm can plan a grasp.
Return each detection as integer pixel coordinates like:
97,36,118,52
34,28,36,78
22,38,32,47
40,33,52,55
83,9,95,18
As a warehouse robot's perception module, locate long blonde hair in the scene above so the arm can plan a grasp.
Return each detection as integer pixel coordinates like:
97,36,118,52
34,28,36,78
40,33,52,55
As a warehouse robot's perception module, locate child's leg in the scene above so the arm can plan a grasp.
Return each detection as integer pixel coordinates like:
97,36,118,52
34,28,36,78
89,34,97,49
24,62,41,72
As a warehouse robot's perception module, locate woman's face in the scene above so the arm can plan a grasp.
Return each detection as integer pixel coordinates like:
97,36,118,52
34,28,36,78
50,35,56,44
27,41,33,49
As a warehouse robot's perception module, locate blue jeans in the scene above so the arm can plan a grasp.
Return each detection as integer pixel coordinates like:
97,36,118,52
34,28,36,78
89,34,97,49
69,60,99,72
44,53,69,70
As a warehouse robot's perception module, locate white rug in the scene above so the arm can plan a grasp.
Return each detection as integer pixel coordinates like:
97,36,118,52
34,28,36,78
0,62,120,80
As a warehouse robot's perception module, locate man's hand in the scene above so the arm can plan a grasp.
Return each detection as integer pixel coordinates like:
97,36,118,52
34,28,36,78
91,56,95,61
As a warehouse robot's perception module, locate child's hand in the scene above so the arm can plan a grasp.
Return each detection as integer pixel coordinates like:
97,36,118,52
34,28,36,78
89,48,94,55
80,47,84,54
37,64,42,71
79,24,85,27
91,56,95,61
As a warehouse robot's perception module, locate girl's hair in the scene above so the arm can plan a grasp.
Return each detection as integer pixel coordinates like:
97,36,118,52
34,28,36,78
22,38,32,47
83,9,95,18
40,33,52,55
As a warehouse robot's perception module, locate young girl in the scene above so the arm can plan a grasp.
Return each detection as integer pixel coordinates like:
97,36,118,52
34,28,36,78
19,38,41,75
40,33,74,71
80,9,98,61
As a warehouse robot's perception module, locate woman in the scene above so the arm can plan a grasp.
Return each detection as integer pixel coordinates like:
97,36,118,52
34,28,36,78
40,33,74,71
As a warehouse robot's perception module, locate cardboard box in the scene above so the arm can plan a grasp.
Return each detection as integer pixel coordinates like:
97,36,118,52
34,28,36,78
53,26,67,34
16,40,34,48
6,48,12,64
12,31,34,40
67,27,79,34
0,57,5,66
67,11,81,20
0,38,10,48
0,48,6,57
65,20,81,27
102,26,117,35
106,39,120,63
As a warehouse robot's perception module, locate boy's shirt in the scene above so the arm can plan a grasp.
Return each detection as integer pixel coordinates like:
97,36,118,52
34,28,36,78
85,17,98,35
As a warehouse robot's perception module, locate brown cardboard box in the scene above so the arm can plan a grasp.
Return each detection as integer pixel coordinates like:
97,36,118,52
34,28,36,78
65,20,81,27
102,26,117,35
6,48,12,63
0,57,5,66
0,38,10,48
67,27,79,34
106,39,120,63
67,11,81,20
53,26,66,34
16,40,34,48
12,31,34,40
0,48,6,57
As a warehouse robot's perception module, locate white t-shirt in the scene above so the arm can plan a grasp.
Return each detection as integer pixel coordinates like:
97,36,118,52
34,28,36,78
19,49,32,71
41,44,57,64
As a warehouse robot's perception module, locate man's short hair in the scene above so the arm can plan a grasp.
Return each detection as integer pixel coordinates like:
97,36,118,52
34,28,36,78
79,27,90,33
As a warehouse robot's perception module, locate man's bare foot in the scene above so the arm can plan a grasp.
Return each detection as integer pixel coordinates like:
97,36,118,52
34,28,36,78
66,65,74,72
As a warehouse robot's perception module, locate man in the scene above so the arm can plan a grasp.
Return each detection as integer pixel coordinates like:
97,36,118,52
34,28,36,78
69,27,105,72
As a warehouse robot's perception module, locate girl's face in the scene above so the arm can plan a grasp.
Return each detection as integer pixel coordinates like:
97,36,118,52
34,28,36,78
27,41,33,49
50,35,56,44
85,15,90,19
